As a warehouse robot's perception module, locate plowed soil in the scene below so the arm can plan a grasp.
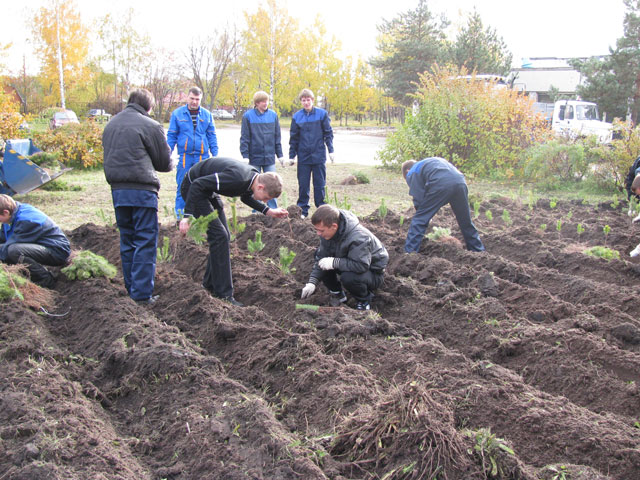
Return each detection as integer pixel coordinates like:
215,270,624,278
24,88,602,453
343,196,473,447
2,196,640,479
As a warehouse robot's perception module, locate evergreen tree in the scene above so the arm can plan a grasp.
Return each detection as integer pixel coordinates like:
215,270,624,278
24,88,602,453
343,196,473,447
369,0,449,106
450,10,512,76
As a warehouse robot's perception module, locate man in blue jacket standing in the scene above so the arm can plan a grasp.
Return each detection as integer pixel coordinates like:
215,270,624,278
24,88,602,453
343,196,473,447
240,91,284,209
167,86,218,218
289,88,334,219
0,194,71,288
402,158,485,254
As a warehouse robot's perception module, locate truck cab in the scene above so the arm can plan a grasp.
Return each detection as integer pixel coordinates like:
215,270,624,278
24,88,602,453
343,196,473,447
551,100,612,143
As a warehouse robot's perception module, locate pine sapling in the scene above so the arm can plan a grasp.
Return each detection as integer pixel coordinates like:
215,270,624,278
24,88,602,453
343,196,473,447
378,198,388,220
229,197,246,237
556,220,563,232
187,211,219,245
501,209,512,226
485,209,493,221
577,223,585,236
247,230,265,253
157,236,173,263
278,247,296,275
473,201,481,219
603,224,611,245
540,223,547,231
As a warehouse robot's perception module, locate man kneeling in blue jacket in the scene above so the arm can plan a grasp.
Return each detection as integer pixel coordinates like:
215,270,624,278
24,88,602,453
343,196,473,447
301,205,388,310
0,194,71,287
402,158,484,254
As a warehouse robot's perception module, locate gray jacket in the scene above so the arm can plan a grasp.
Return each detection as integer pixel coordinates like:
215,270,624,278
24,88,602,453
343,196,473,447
308,210,388,285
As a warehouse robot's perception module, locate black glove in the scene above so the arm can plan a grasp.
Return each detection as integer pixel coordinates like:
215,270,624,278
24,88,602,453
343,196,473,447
211,194,224,210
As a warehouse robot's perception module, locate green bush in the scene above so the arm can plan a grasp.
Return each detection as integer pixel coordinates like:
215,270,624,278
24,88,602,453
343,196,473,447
584,246,620,261
521,136,599,184
590,119,640,191
377,65,550,178
32,122,103,169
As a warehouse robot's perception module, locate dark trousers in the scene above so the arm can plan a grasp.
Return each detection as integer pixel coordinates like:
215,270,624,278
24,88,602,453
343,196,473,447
114,206,158,301
405,182,484,253
320,269,384,302
203,207,234,298
4,243,66,287
297,162,326,216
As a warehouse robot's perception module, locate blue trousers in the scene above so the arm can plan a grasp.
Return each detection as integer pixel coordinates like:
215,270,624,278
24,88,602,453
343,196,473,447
251,163,278,210
405,182,484,253
175,154,202,217
114,206,158,301
297,163,326,216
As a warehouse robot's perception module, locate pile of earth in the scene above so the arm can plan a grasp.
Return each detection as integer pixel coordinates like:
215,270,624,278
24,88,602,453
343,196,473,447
2,195,640,479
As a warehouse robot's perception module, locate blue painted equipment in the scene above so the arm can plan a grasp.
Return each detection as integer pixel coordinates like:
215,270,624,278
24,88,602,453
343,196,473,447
0,139,72,196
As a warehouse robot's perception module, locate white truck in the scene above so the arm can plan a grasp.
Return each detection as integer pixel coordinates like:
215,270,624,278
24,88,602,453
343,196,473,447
550,100,613,143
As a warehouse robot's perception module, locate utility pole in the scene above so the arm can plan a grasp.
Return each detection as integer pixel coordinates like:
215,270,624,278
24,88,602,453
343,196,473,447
54,0,66,109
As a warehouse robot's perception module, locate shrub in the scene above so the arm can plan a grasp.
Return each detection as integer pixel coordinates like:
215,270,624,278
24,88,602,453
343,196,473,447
590,118,640,191
352,171,370,184
32,122,103,169
521,136,599,184
0,89,27,142
377,65,550,177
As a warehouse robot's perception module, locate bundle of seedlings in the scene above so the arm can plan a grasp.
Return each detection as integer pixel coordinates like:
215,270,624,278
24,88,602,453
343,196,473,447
187,211,219,245
61,250,117,280
0,264,54,309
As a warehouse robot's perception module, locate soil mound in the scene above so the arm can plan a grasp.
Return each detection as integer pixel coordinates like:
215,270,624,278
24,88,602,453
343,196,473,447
2,198,640,479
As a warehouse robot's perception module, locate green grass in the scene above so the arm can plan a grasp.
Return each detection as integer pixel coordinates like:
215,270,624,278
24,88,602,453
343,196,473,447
15,163,622,232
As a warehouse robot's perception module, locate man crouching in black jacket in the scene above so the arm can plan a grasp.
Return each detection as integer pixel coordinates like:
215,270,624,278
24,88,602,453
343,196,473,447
300,204,388,311
179,157,289,306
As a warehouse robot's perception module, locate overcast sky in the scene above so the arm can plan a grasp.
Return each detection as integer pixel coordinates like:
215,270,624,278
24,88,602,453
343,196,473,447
1,0,628,75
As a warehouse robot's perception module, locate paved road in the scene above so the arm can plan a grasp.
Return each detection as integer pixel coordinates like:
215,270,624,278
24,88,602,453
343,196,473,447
209,124,388,166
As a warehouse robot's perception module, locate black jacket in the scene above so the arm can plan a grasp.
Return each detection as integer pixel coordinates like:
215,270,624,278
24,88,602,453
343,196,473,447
102,103,172,193
625,156,640,200
181,157,268,217
308,210,388,285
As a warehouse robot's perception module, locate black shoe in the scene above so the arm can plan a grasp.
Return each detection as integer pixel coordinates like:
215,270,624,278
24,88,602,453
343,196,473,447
355,300,371,311
329,290,347,307
135,295,159,305
222,296,244,307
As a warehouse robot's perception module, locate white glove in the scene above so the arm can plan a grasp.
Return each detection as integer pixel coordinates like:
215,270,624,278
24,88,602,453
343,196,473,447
631,244,640,257
628,208,634,217
243,158,250,163
288,156,296,166
318,257,335,270
634,212,640,223
301,283,316,299
329,153,335,163
278,157,284,167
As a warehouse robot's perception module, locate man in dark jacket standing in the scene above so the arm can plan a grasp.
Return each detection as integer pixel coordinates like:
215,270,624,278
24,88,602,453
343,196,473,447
289,89,334,219
240,91,283,210
402,158,484,254
179,157,289,306
0,194,70,288
300,205,388,310
102,88,173,305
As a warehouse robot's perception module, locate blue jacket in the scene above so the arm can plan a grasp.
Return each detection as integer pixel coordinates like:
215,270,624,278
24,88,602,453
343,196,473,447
167,105,218,167
0,202,71,262
289,107,333,165
240,108,283,166
406,157,466,207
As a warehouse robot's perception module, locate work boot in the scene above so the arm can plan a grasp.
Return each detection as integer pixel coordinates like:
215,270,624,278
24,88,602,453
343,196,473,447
329,290,347,307
135,295,159,306
222,296,244,307
355,300,371,311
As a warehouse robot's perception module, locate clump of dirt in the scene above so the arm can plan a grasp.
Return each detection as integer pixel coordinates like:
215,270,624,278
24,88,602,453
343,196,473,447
2,196,640,479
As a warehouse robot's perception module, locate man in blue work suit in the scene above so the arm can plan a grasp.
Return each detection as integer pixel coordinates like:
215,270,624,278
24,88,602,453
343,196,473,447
0,194,71,288
402,158,485,254
103,88,173,305
289,88,334,219
240,90,284,210
167,86,218,218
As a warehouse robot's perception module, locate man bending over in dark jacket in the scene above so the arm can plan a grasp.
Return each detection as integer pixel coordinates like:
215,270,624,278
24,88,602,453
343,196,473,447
0,194,71,288
300,204,388,311
179,157,289,306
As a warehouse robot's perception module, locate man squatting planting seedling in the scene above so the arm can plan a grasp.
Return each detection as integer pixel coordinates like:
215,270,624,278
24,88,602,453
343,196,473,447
179,157,288,307
300,204,388,311
402,157,485,254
